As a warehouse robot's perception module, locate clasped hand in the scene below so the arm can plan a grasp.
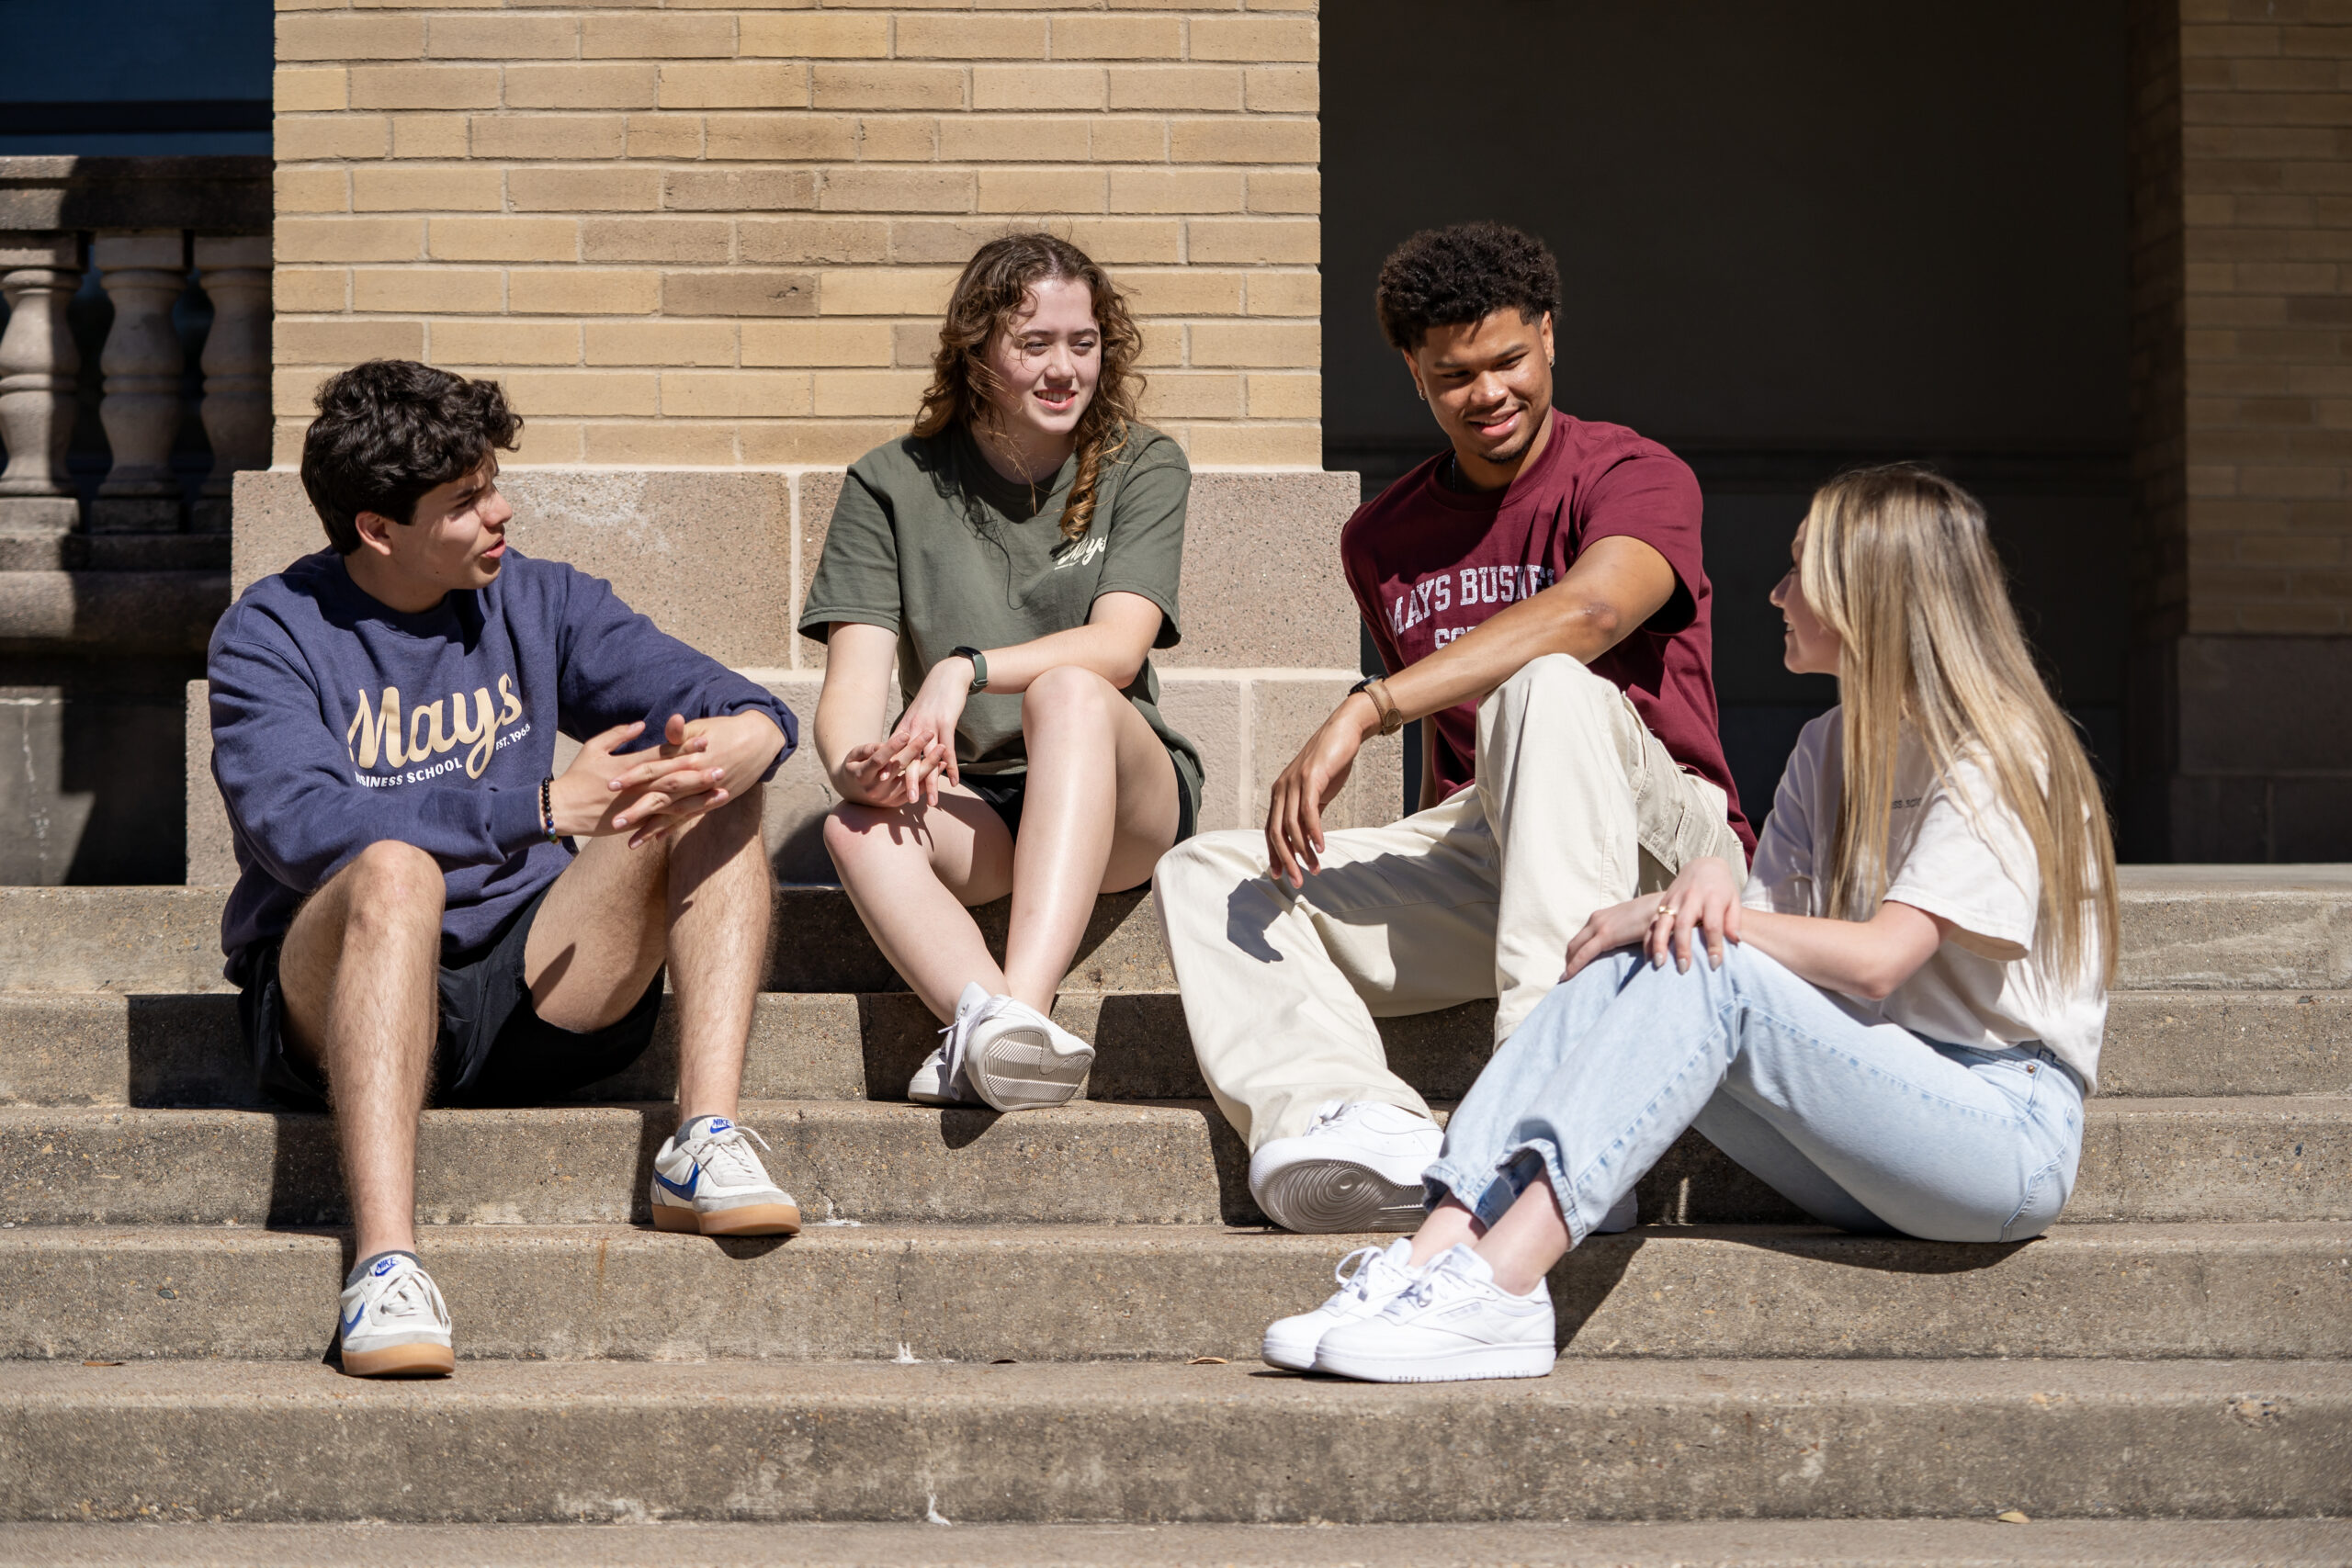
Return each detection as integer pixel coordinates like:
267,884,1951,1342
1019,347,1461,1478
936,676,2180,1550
1563,855,1745,980
550,711,783,848
837,657,967,809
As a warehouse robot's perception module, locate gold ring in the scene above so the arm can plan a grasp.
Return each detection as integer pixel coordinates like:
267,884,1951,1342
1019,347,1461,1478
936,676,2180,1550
1655,904,1678,919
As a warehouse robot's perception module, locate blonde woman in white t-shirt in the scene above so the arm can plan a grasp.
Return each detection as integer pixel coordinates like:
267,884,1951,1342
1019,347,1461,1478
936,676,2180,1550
1260,464,2120,1383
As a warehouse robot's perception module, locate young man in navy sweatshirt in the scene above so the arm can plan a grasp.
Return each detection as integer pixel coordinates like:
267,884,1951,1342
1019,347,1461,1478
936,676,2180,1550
209,360,801,1377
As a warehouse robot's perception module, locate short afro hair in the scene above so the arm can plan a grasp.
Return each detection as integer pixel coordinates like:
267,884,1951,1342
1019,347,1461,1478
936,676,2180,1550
300,359,522,555
1374,222,1561,354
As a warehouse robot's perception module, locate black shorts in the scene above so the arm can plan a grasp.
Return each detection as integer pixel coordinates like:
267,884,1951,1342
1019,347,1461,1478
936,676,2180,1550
240,881,664,1112
965,746,1197,893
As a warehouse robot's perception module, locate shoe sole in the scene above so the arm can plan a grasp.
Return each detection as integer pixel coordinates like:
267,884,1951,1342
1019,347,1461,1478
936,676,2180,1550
1254,1157,1427,1234
340,1340,455,1378
1260,1330,1323,1372
651,1201,803,1236
1312,1343,1555,1383
967,1023,1092,1113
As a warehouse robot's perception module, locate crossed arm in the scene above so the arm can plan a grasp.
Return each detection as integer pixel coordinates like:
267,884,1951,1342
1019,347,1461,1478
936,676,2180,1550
1263,534,1679,885
1567,855,1951,1002
814,591,1166,808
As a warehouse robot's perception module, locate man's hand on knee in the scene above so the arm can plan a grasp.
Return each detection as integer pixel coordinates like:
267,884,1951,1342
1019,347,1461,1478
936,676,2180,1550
551,712,782,849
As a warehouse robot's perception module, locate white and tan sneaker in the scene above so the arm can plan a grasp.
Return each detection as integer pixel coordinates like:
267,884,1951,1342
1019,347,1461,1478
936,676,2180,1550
650,1115,801,1236
336,1251,454,1379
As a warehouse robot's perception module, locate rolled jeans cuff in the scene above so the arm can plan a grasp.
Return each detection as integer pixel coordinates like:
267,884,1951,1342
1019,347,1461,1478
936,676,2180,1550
1424,1139,1601,1247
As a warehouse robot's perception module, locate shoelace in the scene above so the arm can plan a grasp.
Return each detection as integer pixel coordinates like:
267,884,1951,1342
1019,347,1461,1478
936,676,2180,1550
370,1267,447,1330
1391,1258,1480,1316
687,1123,774,1188
1330,1245,1401,1303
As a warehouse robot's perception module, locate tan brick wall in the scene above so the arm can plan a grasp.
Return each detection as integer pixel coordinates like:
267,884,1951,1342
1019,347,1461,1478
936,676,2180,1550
270,3,1323,470
2172,0,2352,633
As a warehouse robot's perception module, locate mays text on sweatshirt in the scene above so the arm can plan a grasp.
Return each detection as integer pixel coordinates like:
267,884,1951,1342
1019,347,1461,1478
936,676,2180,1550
209,548,797,979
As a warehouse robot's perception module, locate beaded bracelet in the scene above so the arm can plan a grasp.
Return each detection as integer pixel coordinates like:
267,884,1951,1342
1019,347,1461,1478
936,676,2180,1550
539,775,561,843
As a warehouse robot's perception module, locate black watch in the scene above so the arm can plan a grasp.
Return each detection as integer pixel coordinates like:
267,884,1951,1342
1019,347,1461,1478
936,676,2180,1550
950,645,989,692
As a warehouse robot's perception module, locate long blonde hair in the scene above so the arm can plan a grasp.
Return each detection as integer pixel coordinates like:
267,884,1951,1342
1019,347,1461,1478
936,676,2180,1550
911,232,1144,543
1801,465,2117,984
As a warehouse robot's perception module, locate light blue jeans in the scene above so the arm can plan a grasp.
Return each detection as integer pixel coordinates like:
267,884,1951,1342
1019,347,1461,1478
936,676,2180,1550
1424,944,2086,1246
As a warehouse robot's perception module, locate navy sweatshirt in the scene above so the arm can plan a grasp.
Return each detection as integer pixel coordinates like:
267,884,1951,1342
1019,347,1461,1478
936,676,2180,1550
209,548,797,980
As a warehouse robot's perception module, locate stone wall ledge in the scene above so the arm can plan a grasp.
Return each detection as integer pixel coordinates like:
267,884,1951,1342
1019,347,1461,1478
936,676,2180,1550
0,156,270,234
0,570,226,656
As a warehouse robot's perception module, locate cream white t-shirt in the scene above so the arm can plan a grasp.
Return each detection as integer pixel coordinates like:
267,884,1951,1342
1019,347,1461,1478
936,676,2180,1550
1741,709,2108,1091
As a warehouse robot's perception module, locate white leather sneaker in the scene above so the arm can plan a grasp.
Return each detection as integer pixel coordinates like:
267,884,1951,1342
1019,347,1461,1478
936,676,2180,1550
650,1115,802,1236
1261,1237,1423,1371
336,1251,453,1379
1248,1100,1443,1234
907,984,991,1106
962,991,1093,1112
1312,1243,1555,1383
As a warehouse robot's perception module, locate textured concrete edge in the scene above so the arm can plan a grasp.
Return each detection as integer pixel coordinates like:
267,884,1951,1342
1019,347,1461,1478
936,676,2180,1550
2,1222,2348,1365
0,1519,2347,1568
1,1359,2347,1524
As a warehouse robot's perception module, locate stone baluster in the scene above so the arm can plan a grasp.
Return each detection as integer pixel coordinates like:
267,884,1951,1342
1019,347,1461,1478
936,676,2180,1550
89,230,187,533
192,236,270,535
0,233,85,543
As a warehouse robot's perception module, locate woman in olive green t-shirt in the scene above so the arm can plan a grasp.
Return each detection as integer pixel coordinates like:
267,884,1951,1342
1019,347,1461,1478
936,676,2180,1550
800,233,1202,1113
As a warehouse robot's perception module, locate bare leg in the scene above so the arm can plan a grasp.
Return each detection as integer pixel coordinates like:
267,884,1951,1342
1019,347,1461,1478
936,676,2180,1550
1406,1197,1484,1268
277,840,447,1264
825,788,1017,1022
1469,1179,1572,1294
1000,665,1181,1011
526,785,770,1126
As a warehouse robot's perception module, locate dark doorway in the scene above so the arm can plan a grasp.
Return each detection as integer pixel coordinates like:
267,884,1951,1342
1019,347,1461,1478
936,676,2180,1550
1325,2,2132,826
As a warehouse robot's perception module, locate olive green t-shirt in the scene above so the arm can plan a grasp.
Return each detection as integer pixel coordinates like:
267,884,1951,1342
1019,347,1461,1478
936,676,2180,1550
797,422,1202,812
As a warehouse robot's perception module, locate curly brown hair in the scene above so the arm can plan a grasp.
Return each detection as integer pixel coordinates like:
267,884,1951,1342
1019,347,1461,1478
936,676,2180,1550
912,232,1144,542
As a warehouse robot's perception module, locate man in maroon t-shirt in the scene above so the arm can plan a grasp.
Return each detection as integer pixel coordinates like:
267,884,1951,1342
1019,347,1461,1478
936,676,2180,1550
1154,223,1754,1235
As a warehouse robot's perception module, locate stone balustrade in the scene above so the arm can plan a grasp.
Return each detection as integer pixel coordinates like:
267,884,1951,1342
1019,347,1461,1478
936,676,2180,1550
0,157,266,885
0,158,271,558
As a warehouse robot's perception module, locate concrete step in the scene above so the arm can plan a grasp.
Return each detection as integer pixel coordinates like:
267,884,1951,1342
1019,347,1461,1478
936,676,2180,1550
6,868,2349,997
6,1518,2350,1567
5,986,2345,1110
3,1221,2346,1366
2,1098,2345,1229
4,1357,2347,1523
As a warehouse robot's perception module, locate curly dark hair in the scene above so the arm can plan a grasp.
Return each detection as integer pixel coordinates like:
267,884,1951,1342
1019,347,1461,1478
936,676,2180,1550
1374,222,1562,354
300,360,522,555
913,232,1144,543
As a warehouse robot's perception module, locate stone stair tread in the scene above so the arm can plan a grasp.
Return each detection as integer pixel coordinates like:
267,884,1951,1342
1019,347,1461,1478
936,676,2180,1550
4,1097,2345,1229
5,870,2349,995
4,1518,2351,1568
5,987,2346,1110
5,1356,2348,1524
6,1220,2348,1364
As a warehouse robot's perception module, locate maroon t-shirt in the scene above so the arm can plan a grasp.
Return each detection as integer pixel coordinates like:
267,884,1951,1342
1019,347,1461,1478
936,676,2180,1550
1340,411,1754,854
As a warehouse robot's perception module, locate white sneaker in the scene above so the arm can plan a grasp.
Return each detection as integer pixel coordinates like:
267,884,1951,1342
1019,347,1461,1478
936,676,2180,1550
336,1251,453,1379
1261,1237,1424,1371
938,982,1094,1112
1249,1100,1443,1234
1311,1243,1555,1383
907,985,990,1105
650,1115,802,1236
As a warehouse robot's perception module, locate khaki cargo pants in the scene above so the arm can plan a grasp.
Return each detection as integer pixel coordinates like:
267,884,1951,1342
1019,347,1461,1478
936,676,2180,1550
1151,653,1747,1152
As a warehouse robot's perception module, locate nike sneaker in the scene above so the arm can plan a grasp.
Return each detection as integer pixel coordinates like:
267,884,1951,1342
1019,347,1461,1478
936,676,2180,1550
650,1115,801,1236
336,1251,454,1379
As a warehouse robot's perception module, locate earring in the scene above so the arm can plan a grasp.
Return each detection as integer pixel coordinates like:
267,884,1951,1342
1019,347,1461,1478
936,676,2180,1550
1415,385,1426,402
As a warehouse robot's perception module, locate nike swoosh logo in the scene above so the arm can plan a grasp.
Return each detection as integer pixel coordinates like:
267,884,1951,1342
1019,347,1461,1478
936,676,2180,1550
341,1304,365,1337
654,1164,700,1200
